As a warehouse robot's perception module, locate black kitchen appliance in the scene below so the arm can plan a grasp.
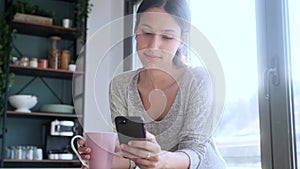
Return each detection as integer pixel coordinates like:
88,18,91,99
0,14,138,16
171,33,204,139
43,120,79,160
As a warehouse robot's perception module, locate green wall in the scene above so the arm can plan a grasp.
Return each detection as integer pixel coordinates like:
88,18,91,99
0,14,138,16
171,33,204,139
2,1,77,165
0,0,3,19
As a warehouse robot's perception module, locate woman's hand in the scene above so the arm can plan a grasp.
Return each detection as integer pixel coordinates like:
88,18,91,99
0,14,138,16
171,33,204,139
77,138,122,169
77,139,91,169
120,132,162,169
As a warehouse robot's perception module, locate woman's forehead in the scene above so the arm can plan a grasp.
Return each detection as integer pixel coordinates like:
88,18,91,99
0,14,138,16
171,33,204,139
138,8,181,33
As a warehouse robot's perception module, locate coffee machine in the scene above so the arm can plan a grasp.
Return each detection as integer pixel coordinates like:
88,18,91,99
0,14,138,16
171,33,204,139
44,119,79,160
51,120,75,136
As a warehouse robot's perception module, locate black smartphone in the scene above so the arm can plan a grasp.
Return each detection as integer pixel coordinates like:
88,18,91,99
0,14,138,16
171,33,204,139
115,116,146,145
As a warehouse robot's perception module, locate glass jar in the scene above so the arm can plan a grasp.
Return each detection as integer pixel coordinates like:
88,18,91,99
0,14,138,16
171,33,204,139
34,148,43,160
29,58,38,68
38,59,48,69
25,146,34,160
15,146,23,160
9,146,15,159
19,57,29,67
12,57,19,65
48,36,61,69
61,50,71,70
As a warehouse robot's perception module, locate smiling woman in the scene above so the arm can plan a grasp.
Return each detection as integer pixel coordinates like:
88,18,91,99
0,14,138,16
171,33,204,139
135,11,182,70
79,0,226,168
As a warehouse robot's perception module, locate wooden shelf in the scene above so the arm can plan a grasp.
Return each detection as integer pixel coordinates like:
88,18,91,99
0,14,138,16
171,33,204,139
3,159,81,168
12,19,77,40
3,159,80,163
7,111,82,119
9,65,84,79
54,0,76,2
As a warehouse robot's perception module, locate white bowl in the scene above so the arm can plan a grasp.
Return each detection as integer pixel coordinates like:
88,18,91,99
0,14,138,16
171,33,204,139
8,95,38,112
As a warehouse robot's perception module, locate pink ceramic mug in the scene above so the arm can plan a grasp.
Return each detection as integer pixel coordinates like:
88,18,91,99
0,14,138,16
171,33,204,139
71,132,117,168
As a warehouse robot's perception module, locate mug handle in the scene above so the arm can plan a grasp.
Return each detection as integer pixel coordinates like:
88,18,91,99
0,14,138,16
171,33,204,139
71,135,89,168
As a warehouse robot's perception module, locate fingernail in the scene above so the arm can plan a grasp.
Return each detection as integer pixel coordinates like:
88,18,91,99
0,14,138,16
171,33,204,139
128,141,132,145
86,148,91,153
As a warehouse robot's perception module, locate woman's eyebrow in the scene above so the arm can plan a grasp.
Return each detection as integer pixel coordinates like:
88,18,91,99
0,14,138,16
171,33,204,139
162,29,176,33
140,24,152,29
140,24,176,34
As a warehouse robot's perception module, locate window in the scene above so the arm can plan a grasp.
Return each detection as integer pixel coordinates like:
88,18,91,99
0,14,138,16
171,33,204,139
289,0,300,165
127,0,298,168
256,0,297,168
190,1,260,168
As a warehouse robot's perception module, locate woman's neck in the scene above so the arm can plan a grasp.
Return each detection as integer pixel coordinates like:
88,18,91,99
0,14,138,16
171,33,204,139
140,65,185,90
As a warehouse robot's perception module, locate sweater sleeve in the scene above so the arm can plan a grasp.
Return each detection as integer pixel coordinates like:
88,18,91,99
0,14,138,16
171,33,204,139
177,68,217,169
109,77,128,133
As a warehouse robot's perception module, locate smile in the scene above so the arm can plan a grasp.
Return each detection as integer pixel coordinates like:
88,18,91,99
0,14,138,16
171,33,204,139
144,53,162,61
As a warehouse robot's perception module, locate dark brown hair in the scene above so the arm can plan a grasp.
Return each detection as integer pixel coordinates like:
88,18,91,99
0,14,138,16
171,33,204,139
135,0,191,67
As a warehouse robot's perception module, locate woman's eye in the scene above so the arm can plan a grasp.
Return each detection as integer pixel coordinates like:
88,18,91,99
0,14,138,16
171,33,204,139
142,31,153,35
162,35,174,40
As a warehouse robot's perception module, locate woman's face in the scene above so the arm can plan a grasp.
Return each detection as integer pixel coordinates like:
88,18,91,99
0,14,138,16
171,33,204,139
135,7,183,69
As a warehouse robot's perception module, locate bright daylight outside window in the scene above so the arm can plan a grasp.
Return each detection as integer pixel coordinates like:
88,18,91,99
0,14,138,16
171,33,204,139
131,1,261,168
289,0,300,165
189,1,261,168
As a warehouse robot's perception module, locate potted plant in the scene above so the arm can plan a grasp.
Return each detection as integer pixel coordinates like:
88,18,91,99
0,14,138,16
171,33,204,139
13,1,55,25
0,10,15,115
75,0,93,43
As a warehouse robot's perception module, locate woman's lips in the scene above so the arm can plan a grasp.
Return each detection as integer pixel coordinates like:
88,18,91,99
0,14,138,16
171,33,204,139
144,53,161,61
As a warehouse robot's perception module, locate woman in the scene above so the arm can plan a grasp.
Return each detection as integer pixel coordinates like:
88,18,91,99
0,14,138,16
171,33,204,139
78,0,226,168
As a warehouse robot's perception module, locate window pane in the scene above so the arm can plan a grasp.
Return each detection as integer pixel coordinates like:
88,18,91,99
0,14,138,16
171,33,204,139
190,1,261,168
289,0,300,166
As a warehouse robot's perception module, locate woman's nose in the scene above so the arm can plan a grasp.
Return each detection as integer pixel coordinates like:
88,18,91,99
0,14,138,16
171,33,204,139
149,35,161,49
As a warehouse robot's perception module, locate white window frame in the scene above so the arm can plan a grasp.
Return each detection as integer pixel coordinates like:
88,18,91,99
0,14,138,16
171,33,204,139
256,0,297,168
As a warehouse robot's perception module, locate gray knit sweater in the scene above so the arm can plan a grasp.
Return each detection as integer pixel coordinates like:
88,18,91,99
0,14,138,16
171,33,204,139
109,67,226,169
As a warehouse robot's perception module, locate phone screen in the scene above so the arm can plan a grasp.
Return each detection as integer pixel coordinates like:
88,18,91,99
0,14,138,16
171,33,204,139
115,116,146,144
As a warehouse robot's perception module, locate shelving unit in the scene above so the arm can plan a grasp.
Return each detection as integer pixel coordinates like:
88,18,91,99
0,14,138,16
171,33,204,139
9,65,84,79
7,111,82,119
3,159,81,168
0,0,86,168
12,19,77,40
4,159,80,163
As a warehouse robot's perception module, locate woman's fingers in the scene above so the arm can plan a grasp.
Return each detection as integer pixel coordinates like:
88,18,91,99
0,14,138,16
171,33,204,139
120,143,147,159
78,146,91,154
146,131,157,143
120,142,160,159
120,133,161,169
132,155,160,168
119,148,140,159
76,139,91,168
76,138,91,160
115,144,121,152
77,138,85,146
120,132,161,159
128,140,161,155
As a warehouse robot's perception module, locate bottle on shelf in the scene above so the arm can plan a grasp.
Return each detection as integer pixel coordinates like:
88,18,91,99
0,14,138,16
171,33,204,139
29,58,38,68
48,36,61,69
61,50,71,70
38,59,48,69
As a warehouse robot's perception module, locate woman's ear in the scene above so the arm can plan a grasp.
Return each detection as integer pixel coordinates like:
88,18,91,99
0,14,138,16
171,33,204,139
134,19,141,34
179,32,189,49
179,39,185,50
